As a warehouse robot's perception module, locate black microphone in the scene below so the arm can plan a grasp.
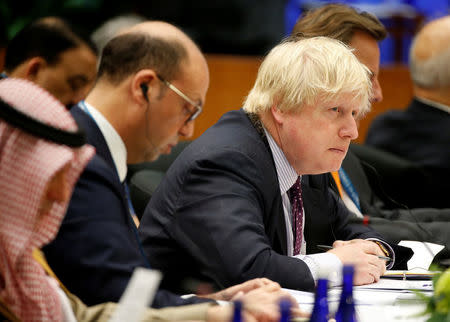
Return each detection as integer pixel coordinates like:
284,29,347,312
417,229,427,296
358,159,449,268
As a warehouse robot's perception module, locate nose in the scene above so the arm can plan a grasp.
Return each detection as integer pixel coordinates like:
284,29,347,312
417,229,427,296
339,116,359,141
179,120,195,138
371,78,383,103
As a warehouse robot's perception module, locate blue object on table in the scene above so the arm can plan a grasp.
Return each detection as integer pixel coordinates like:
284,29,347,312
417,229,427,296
335,265,356,322
279,298,292,322
232,300,242,322
310,278,329,322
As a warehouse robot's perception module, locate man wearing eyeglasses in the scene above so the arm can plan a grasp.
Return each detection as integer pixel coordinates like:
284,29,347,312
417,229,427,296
42,20,206,308
43,21,298,317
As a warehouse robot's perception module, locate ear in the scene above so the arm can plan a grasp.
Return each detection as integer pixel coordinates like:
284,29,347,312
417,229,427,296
131,69,158,106
24,57,46,80
270,104,285,125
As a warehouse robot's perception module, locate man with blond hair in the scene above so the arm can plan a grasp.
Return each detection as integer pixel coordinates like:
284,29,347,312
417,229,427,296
293,4,450,257
139,36,405,292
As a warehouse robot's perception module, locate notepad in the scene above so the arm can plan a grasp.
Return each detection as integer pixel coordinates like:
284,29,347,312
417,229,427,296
355,277,434,292
381,269,437,281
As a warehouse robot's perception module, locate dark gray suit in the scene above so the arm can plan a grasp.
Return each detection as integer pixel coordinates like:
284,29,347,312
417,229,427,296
44,104,212,308
366,98,450,208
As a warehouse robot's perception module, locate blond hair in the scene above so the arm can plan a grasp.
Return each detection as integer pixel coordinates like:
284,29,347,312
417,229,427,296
243,37,372,116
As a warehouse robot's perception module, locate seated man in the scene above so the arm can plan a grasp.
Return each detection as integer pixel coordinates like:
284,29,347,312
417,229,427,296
292,3,450,259
0,78,95,322
139,36,412,293
2,17,97,108
366,15,450,209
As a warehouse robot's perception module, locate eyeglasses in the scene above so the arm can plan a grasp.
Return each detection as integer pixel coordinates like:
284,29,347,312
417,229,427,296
157,74,203,123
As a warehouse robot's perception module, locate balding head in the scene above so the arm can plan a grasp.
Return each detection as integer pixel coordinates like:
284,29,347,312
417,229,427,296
86,21,209,164
97,21,205,85
410,16,450,90
123,21,195,46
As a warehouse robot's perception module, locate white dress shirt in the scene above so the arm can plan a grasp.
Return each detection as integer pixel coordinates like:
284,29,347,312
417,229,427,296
79,101,128,182
263,128,342,283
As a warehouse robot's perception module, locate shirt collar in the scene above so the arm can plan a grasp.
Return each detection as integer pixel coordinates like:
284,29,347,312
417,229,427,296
416,96,450,114
263,127,299,193
81,101,128,182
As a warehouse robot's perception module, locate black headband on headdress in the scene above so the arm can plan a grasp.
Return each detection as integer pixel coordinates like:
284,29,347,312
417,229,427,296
0,98,86,147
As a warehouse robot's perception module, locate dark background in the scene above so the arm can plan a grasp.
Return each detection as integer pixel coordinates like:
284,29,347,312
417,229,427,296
1,0,449,63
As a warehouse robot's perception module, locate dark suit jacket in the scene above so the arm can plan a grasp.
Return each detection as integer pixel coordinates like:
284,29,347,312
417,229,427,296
365,98,450,208
43,104,209,308
366,98,450,169
332,148,450,259
139,109,395,293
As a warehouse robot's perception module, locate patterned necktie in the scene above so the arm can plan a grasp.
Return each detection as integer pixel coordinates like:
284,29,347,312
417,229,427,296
288,176,303,255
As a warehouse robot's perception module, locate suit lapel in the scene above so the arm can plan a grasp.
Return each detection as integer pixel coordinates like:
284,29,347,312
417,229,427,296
246,112,288,255
72,104,117,177
71,104,126,201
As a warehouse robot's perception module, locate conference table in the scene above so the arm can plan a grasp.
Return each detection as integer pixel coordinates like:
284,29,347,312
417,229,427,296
286,277,432,321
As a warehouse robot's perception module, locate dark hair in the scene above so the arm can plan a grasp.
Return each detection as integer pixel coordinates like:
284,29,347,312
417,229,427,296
97,32,188,84
0,18,6,47
4,17,97,72
291,3,387,44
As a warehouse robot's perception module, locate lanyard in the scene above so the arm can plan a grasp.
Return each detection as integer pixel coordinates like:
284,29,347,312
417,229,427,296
339,167,361,211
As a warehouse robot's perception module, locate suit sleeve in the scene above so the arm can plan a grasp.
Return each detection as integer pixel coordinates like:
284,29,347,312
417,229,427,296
305,174,383,246
43,157,208,308
327,179,414,269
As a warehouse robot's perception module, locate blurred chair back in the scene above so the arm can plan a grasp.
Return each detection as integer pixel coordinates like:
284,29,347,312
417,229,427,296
128,141,191,219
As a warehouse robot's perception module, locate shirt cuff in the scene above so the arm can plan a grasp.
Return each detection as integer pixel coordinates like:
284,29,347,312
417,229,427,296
181,294,229,306
366,238,395,269
216,300,230,306
294,252,343,287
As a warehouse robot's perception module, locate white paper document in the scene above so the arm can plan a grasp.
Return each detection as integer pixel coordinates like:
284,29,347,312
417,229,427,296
109,267,162,322
354,278,433,292
285,286,429,321
399,240,444,270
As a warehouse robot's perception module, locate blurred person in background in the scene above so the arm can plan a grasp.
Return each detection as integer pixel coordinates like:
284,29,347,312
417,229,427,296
2,17,97,108
91,13,146,54
366,15,450,209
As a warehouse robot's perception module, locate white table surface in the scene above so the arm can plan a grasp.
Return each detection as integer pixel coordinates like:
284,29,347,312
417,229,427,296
285,280,432,322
